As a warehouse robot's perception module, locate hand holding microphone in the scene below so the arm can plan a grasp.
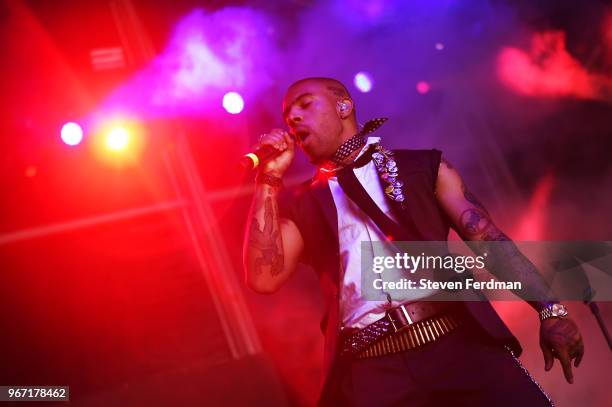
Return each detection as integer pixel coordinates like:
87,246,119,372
240,129,295,177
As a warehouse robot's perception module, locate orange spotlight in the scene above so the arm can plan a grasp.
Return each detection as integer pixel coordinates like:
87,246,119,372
106,127,130,151
89,116,146,167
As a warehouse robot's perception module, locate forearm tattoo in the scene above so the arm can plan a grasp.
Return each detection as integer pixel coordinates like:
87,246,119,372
458,185,553,305
461,181,489,214
248,196,284,276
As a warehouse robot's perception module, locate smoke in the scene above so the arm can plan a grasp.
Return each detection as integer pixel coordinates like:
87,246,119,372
498,31,612,101
97,7,281,117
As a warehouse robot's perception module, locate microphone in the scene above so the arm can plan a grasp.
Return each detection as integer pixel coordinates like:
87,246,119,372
240,144,283,170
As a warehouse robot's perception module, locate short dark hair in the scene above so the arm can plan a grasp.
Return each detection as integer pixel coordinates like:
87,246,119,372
289,77,352,100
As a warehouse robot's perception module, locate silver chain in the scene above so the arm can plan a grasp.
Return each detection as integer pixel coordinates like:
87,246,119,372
504,345,555,406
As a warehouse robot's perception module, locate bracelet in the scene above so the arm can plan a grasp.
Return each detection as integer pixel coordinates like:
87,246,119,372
256,172,283,188
538,302,568,321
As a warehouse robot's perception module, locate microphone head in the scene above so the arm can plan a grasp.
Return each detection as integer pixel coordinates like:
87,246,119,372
240,153,259,170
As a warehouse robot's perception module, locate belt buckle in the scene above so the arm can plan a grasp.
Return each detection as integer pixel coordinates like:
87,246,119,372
387,304,414,332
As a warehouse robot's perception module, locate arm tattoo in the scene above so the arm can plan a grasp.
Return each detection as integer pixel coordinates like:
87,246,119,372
441,157,489,213
248,196,284,276
442,156,553,307
459,208,491,236
461,182,489,214
440,157,489,215
458,194,554,308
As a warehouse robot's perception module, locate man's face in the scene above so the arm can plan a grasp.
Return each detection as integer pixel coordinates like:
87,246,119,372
282,81,344,164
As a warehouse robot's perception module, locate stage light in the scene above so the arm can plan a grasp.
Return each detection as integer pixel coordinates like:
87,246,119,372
89,117,145,167
61,122,83,146
416,81,430,94
223,92,244,114
105,127,130,151
435,42,445,51
354,72,373,93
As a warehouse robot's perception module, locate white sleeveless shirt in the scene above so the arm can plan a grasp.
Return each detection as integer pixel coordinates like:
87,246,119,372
328,137,437,328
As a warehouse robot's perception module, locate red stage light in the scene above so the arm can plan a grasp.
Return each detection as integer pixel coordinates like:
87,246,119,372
515,172,555,240
416,81,430,94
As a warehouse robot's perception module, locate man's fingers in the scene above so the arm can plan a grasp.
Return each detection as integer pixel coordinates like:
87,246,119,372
558,350,574,384
274,131,291,151
573,341,584,368
574,351,583,368
260,135,283,145
260,134,286,150
541,344,554,371
540,317,583,382
261,130,292,151
281,131,295,149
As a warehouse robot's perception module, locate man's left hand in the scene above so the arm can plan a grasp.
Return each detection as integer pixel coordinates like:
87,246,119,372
539,317,584,384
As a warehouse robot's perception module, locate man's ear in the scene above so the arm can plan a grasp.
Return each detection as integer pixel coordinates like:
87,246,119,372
336,98,354,119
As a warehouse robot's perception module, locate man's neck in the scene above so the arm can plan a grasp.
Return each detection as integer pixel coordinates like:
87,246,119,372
333,124,361,164
325,117,387,169
341,148,362,166
339,124,359,144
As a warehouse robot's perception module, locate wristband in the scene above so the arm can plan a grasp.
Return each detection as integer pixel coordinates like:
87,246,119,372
256,172,283,188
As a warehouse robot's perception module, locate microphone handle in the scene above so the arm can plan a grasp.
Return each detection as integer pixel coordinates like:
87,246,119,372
240,145,282,170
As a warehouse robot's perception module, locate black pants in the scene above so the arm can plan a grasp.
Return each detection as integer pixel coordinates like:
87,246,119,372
340,322,553,407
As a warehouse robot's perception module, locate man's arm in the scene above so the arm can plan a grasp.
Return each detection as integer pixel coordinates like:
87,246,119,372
242,128,304,294
435,158,553,307
435,157,584,383
243,182,304,294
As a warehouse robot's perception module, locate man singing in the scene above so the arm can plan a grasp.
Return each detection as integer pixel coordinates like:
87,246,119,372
243,77,583,406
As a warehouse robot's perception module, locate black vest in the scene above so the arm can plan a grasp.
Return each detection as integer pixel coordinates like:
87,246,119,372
278,149,521,402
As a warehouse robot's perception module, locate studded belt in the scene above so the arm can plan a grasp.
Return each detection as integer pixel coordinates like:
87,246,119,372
340,301,461,359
